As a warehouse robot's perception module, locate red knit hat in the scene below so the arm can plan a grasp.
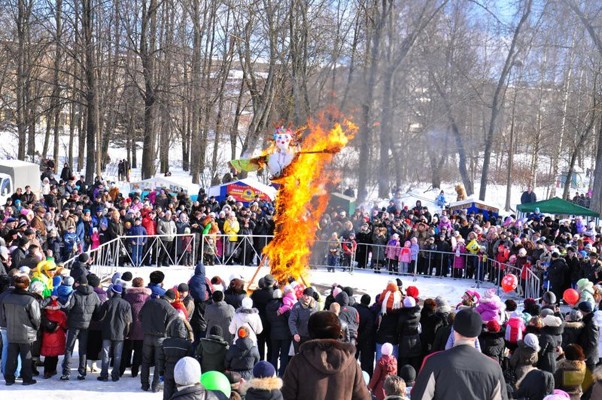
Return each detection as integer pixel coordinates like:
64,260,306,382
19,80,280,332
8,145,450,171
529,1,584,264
406,286,419,300
486,320,501,333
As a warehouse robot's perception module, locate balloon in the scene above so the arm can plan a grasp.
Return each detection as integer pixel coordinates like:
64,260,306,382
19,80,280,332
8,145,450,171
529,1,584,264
200,371,231,397
501,274,518,293
563,288,579,306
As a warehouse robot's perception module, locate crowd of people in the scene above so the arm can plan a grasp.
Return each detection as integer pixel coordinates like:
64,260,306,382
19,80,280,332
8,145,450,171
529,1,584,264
2,256,602,399
2,164,602,399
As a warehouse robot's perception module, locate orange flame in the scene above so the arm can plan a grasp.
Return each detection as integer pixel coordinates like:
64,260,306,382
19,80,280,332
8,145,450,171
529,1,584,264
264,117,357,283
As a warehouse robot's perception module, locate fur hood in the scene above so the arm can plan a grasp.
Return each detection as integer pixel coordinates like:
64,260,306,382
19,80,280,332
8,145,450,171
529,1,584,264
126,286,152,296
241,377,283,393
563,321,584,329
556,358,586,373
236,307,259,315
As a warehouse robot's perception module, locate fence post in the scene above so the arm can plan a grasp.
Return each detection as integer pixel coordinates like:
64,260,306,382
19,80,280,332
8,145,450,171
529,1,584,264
476,256,481,289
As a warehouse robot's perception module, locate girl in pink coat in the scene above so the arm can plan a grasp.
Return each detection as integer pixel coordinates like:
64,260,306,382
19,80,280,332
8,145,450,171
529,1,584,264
453,237,466,278
399,241,412,274
385,234,401,274
278,285,297,315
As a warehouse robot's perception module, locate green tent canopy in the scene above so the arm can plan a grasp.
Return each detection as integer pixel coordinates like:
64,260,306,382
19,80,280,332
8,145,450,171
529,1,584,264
516,197,599,218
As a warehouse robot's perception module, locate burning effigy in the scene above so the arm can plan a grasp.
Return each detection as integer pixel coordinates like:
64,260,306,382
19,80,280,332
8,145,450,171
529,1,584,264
230,117,357,282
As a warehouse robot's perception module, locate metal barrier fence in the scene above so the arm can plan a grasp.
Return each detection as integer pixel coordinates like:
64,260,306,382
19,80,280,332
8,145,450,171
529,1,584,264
200,234,541,299
62,233,197,278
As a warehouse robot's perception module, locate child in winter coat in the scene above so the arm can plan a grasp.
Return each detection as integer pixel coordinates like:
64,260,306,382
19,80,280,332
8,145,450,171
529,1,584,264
243,360,283,400
476,288,505,323
56,276,74,305
225,326,260,381
453,237,466,278
278,285,296,316
62,226,80,259
399,241,412,274
368,342,398,400
505,311,527,352
410,238,419,268
576,278,595,308
91,228,100,250
385,235,401,274
479,320,505,364
41,298,68,378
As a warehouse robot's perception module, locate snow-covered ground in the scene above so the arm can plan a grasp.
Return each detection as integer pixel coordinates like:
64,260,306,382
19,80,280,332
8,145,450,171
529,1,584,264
4,264,509,400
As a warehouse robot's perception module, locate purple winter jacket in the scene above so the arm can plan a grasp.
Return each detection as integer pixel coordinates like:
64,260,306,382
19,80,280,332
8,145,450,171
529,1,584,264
123,287,151,340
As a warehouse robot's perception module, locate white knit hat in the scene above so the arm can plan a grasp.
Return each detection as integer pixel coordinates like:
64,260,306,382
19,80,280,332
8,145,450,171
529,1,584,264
523,333,541,352
242,297,253,309
381,342,393,357
174,357,201,387
403,297,416,308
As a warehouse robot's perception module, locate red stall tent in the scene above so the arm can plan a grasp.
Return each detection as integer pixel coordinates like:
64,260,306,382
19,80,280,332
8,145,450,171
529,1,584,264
208,178,277,205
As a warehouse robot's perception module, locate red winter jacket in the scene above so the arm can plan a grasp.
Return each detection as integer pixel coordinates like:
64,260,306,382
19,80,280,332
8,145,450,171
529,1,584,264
368,354,397,400
142,215,157,236
41,308,68,357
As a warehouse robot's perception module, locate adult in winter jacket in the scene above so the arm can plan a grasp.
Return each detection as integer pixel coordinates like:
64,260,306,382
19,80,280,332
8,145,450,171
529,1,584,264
562,310,584,351
554,344,586,400
397,297,422,372
412,308,508,400
224,278,246,309
287,288,317,354
419,299,444,356
205,290,235,344
514,367,554,400
139,289,179,392
157,211,177,267
61,275,101,380
195,325,229,373
548,253,569,301
121,278,151,377
188,262,212,341
335,291,359,344
355,294,376,376
229,297,263,345
225,326,260,380
281,311,371,400
510,333,541,384
251,274,275,361
266,289,292,376
97,284,132,382
1,275,41,385
161,318,195,400
70,253,91,282
538,315,564,374
577,301,600,374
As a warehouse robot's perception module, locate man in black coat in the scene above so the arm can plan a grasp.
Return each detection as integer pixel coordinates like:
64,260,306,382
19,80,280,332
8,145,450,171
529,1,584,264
265,289,291,376
547,252,568,302
0,275,41,385
61,275,101,381
250,274,274,361
70,253,91,282
577,301,600,375
354,294,376,376
521,187,537,204
139,289,179,392
161,318,194,400
10,237,29,271
97,284,132,382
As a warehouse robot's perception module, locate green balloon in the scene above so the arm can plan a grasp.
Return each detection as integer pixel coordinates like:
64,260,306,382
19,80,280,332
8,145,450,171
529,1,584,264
200,371,231,397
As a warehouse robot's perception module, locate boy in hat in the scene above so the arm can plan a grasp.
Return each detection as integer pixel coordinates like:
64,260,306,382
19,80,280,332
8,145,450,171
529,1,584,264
244,360,283,400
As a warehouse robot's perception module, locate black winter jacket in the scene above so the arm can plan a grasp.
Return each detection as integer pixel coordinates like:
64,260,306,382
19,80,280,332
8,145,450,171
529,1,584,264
397,306,422,357
0,288,41,343
376,310,401,345
561,321,584,351
579,313,600,365
225,336,260,380
99,294,132,340
478,331,505,363
69,260,89,282
140,297,179,337
335,292,359,341
537,324,564,374
354,303,376,344
169,384,221,400
420,309,444,354
161,337,194,379
65,284,101,329
195,334,229,373
515,368,554,400
265,299,291,340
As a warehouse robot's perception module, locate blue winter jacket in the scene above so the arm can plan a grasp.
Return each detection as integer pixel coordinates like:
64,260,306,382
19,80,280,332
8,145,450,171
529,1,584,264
189,262,209,302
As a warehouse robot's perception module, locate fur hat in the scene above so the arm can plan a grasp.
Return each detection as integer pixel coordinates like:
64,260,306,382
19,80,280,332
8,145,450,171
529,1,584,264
173,357,201,387
542,315,562,328
381,342,393,356
435,296,451,313
524,333,541,352
308,311,342,340
252,361,276,379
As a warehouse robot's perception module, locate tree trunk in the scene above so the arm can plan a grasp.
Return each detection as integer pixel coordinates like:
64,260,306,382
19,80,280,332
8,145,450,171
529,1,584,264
140,0,158,179
52,0,63,170
83,0,97,183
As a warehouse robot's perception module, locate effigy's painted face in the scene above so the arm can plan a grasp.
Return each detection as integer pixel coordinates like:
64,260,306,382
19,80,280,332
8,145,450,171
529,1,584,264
274,133,292,151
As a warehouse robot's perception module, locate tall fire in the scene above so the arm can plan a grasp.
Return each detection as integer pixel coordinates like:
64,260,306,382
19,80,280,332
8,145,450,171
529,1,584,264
264,118,357,283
